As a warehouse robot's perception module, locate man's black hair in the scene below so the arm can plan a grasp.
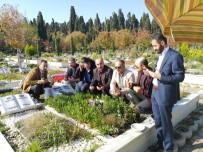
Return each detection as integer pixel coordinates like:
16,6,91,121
152,33,167,44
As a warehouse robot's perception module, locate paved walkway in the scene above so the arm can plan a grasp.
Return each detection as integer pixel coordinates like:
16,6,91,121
179,81,203,152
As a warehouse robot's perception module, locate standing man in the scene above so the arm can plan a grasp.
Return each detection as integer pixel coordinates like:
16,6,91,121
110,59,139,104
133,57,153,113
21,60,50,102
147,33,185,152
89,58,113,95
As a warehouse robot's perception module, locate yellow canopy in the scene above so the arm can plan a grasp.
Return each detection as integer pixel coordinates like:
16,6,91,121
145,0,203,43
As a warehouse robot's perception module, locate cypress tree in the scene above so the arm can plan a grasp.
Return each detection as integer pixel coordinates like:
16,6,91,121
151,18,161,34
37,11,47,40
118,9,125,30
126,12,131,30
111,12,119,31
94,13,101,32
70,36,75,55
131,14,139,32
69,6,77,33
55,36,60,56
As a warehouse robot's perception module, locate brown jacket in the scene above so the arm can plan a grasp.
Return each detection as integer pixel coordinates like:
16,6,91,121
21,66,48,93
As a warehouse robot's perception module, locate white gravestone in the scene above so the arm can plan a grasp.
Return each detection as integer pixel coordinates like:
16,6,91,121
0,68,4,74
0,93,37,115
0,95,21,115
15,93,36,110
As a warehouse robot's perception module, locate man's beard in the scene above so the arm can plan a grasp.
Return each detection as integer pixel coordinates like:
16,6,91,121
156,45,164,54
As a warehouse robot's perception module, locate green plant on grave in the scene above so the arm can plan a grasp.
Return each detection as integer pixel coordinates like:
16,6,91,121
45,93,139,136
25,140,43,152
0,89,22,97
15,113,91,150
0,73,25,81
0,121,8,133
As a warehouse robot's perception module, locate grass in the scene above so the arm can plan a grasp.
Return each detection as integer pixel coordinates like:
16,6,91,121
0,89,22,97
180,91,189,99
0,121,8,133
46,93,141,136
0,73,25,81
15,112,92,150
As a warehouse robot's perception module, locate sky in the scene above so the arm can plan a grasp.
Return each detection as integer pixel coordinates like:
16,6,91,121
0,0,152,23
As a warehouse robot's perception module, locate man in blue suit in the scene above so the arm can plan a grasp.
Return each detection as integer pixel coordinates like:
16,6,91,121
147,33,185,152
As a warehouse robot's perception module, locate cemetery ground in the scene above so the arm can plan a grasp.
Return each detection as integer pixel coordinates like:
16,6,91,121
1,53,203,152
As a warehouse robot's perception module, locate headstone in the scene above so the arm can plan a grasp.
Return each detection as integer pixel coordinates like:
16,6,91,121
0,95,21,115
0,93,37,115
0,68,4,74
3,68,11,74
15,93,35,110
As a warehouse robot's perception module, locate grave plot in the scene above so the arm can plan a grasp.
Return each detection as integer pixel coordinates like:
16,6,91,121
45,93,144,136
0,110,104,152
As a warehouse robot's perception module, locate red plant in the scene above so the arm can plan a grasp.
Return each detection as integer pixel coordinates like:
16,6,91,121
53,75,65,83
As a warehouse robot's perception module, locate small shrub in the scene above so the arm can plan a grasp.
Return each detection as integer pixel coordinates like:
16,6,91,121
26,141,43,152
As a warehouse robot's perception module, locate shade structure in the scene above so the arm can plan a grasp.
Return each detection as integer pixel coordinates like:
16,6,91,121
145,0,203,43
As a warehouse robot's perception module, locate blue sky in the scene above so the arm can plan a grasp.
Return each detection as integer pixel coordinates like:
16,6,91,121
0,0,152,23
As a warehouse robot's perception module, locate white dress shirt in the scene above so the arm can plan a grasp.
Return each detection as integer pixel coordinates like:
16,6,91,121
153,46,169,86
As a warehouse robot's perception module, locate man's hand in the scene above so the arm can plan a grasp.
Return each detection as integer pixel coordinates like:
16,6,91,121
112,90,122,96
146,69,161,80
96,86,105,91
89,85,94,90
68,76,74,82
41,78,49,84
133,86,141,93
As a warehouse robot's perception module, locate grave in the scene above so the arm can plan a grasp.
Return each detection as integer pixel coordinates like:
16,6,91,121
0,93,36,115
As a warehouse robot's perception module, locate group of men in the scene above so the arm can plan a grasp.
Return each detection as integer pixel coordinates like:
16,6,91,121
21,33,185,152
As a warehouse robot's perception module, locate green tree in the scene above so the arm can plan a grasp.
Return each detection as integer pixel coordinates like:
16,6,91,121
126,12,131,30
118,9,125,30
70,36,75,55
105,18,111,32
151,18,161,34
78,16,86,33
110,12,119,31
131,14,139,32
69,6,77,33
180,43,189,57
140,13,151,31
94,13,101,32
24,44,37,58
55,36,61,56
37,11,47,40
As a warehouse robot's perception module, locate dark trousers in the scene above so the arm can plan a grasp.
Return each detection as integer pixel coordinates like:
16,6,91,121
29,83,49,99
152,89,174,152
91,87,110,96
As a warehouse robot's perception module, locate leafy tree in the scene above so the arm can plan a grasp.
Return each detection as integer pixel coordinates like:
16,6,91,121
118,9,125,30
37,39,41,57
180,43,189,57
134,29,151,54
69,6,77,33
37,11,47,40
90,31,112,51
114,29,134,50
24,44,37,58
0,4,38,55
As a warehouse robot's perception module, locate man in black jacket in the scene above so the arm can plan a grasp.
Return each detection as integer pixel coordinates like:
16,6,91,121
89,58,113,95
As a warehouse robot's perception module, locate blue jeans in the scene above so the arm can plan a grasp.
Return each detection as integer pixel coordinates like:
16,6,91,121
76,81,90,92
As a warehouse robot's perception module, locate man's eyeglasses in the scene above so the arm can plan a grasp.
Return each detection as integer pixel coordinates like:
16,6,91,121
115,66,121,69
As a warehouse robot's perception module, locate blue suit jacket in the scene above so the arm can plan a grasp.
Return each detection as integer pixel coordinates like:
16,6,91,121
156,48,185,106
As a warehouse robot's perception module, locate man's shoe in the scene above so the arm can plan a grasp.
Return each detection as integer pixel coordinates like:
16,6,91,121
148,143,163,152
34,98,44,103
